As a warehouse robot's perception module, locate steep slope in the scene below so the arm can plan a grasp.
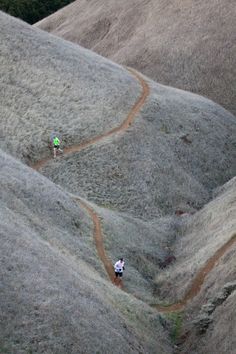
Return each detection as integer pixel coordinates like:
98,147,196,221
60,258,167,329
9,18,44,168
40,78,236,219
0,150,172,354
146,176,236,353
175,178,236,354
35,0,236,115
186,289,236,354
98,177,236,354
154,177,236,306
1,11,236,222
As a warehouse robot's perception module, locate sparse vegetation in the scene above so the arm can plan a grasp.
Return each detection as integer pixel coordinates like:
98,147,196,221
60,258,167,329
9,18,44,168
166,312,183,343
36,0,236,116
0,344,11,354
160,124,170,134
0,8,236,354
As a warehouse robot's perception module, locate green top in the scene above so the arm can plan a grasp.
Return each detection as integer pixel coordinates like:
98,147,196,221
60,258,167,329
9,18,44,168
53,137,60,146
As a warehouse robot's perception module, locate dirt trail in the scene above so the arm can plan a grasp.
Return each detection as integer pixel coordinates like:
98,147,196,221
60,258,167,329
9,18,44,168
155,233,236,313
31,67,236,312
31,68,149,171
74,196,124,288
74,196,114,282
31,68,149,287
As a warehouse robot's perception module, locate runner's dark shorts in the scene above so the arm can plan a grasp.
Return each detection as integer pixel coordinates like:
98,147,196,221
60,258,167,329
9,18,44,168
54,145,60,149
115,271,123,277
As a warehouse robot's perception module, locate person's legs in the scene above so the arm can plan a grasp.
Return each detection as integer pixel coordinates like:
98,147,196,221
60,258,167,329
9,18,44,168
54,145,60,158
114,271,123,286
114,271,118,283
117,272,123,287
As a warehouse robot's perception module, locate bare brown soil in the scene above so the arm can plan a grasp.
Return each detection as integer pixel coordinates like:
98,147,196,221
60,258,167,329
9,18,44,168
73,197,124,289
31,67,236,312
74,196,115,282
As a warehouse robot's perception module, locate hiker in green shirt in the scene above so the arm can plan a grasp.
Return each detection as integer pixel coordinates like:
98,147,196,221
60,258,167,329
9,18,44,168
53,136,63,158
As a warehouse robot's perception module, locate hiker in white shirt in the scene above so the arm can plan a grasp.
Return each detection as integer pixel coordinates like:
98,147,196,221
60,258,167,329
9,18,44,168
114,258,125,279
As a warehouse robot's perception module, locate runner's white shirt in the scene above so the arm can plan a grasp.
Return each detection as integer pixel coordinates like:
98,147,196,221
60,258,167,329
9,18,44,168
114,260,125,273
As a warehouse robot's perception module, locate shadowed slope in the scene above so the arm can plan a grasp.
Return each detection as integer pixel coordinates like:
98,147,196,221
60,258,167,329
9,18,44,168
36,0,236,115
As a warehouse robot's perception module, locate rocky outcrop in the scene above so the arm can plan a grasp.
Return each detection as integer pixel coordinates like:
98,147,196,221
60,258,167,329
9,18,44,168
193,281,236,334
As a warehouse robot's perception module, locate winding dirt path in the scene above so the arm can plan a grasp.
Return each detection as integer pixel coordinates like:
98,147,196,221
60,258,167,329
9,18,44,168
155,233,236,313
32,68,149,287
74,196,115,283
31,67,236,313
31,68,149,171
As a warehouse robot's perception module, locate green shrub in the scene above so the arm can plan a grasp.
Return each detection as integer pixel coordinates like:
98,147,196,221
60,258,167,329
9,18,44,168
0,0,75,24
166,312,183,343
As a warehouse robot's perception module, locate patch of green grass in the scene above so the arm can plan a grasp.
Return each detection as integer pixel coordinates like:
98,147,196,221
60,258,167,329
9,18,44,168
166,312,183,343
0,345,11,354
97,202,117,211
149,300,174,308
160,124,170,134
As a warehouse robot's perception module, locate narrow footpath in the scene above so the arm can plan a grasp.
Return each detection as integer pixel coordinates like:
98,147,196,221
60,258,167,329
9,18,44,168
31,68,149,171
31,67,236,312
155,232,236,313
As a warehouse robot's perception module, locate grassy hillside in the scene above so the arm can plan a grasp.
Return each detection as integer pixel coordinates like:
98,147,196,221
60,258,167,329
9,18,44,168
36,0,236,116
0,150,171,354
1,11,236,221
1,10,236,354
154,177,236,303
41,78,236,219
166,178,236,354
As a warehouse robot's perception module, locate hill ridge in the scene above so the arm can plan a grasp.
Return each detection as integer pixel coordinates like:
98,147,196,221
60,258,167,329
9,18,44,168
35,0,236,116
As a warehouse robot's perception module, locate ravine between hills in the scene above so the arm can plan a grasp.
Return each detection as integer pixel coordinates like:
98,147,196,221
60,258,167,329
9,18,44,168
31,67,236,313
